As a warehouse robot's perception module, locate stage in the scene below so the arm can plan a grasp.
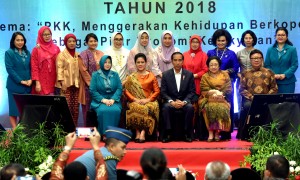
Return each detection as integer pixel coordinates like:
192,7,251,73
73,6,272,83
68,130,252,178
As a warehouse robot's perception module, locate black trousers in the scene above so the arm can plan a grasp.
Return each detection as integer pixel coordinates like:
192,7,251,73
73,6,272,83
237,98,252,140
162,103,194,137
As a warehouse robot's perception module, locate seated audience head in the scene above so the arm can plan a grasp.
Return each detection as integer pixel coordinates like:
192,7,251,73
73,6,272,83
140,148,167,180
230,168,261,180
105,126,132,161
0,163,26,180
205,161,231,180
264,155,289,179
63,161,88,180
249,49,264,69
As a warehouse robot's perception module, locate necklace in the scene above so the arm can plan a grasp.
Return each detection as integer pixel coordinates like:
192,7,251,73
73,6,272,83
216,48,226,60
115,55,123,67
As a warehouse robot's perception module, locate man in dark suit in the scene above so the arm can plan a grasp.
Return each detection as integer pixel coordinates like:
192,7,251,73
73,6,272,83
161,52,196,143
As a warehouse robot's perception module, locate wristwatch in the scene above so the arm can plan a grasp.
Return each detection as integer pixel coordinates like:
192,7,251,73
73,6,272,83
63,146,71,151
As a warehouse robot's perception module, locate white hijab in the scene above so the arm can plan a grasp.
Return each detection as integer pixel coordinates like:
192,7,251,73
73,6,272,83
104,32,129,82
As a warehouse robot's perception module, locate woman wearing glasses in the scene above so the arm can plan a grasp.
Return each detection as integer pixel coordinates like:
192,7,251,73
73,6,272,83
31,26,60,95
265,27,298,93
183,34,208,97
104,32,130,85
104,32,130,129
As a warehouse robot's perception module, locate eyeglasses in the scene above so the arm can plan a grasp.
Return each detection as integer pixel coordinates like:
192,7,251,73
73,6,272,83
276,34,286,37
114,38,123,42
191,41,200,44
250,57,263,60
42,33,52,37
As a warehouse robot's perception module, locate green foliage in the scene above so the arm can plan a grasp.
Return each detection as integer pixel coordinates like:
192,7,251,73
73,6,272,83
242,121,300,179
0,123,66,175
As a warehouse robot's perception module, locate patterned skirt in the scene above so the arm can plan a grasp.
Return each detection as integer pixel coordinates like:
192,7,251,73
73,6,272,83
200,98,231,132
126,100,159,135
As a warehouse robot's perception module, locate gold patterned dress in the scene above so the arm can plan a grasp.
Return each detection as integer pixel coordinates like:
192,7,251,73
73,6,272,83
55,49,80,125
199,71,232,132
124,71,160,135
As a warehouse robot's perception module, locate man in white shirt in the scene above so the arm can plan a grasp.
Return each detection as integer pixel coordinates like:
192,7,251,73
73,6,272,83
160,52,196,143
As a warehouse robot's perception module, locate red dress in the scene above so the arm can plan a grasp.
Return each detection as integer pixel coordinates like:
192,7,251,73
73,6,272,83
183,35,208,95
31,46,60,95
31,26,60,95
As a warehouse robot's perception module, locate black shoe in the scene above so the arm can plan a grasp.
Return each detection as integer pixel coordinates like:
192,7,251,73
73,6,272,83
220,132,231,141
184,136,192,142
134,139,139,143
162,136,171,143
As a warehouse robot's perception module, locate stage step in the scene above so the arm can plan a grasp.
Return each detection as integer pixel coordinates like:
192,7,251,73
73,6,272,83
68,149,249,178
69,139,251,179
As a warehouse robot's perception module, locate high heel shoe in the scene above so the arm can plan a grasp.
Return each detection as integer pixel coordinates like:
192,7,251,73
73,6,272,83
207,138,214,142
138,139,146,143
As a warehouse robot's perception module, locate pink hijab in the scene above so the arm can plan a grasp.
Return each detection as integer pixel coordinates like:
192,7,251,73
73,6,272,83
158,30,176,63
36,26,59,62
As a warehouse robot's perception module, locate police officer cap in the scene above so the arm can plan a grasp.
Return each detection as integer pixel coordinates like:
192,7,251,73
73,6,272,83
105,126,132,144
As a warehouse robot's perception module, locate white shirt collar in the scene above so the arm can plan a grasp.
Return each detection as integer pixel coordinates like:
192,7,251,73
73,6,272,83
173,68,182,74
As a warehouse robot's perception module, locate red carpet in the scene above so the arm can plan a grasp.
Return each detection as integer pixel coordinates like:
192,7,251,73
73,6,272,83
68,130,252,178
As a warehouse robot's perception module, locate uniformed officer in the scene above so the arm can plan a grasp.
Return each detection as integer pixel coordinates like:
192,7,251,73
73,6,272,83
75,126,132,180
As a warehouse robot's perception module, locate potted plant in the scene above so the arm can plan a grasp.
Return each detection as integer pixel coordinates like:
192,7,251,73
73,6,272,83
0,123,66,176
241,121,300,179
